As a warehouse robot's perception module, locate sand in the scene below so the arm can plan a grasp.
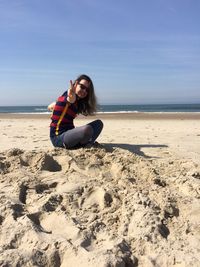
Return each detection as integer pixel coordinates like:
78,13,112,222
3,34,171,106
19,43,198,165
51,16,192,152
0,113,200,266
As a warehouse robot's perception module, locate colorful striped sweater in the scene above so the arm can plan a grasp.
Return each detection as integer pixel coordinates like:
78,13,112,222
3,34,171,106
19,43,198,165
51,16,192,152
50,91,78,137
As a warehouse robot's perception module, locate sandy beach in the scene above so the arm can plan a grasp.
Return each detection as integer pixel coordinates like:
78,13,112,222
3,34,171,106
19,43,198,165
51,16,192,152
0,113,200,266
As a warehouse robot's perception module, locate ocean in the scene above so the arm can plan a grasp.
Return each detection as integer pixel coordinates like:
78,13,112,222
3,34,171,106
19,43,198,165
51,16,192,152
0,104,200,114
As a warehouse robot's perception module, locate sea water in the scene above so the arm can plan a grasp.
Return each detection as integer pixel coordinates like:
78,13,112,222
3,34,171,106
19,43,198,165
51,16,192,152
0,104,200,114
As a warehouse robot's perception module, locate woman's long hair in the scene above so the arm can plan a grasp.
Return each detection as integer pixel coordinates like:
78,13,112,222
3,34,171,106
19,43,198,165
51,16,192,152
75,74,97,115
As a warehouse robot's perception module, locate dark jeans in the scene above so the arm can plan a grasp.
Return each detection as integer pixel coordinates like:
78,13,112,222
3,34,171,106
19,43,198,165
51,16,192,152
50,119,103,149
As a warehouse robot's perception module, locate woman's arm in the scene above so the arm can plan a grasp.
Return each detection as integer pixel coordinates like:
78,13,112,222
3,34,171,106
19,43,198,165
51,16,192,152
48,80,77,111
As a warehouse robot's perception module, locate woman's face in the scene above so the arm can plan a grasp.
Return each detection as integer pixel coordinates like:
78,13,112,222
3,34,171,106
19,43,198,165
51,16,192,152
75,79,90,99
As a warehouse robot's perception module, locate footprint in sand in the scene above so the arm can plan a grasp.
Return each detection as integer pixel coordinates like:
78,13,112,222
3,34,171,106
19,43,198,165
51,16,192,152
40,213,81,241
82,187,113,210
20,152,62,172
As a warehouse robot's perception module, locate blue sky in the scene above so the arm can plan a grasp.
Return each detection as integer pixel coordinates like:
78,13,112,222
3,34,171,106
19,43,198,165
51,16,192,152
0,0,200,105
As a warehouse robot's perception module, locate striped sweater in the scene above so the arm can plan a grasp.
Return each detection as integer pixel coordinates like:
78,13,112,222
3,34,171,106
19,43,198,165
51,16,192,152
50,91,78,137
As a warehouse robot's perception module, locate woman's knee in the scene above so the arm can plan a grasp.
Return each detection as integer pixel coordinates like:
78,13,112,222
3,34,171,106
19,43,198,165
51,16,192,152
83,125,93,138
91,119,104,130
97,119,103,130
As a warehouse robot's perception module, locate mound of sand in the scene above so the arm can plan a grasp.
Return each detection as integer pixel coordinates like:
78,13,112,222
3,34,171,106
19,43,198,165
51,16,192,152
0,145,200,266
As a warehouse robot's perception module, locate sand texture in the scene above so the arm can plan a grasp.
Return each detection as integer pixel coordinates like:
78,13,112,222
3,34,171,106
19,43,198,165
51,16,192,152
0,114,200,266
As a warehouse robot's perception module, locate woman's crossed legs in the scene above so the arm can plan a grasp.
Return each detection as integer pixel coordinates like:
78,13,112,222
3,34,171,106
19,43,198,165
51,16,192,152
61,119,103,149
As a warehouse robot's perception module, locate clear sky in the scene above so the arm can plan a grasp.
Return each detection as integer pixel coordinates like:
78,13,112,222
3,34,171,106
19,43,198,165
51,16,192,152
0,0,200,105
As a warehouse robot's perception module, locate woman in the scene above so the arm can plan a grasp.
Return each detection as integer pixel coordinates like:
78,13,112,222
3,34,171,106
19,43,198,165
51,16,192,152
48,74,103,149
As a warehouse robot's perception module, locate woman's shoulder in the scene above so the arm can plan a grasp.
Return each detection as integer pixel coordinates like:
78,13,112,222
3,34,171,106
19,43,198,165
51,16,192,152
57,91,68,102
61,90,68,97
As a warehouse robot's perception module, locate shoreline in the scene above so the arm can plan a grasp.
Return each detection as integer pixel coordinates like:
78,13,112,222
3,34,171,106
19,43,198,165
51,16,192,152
0,112,200,120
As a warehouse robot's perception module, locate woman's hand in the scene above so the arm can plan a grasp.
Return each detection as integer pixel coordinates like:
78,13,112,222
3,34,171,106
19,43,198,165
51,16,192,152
67,80,77,103
48,102,56,111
